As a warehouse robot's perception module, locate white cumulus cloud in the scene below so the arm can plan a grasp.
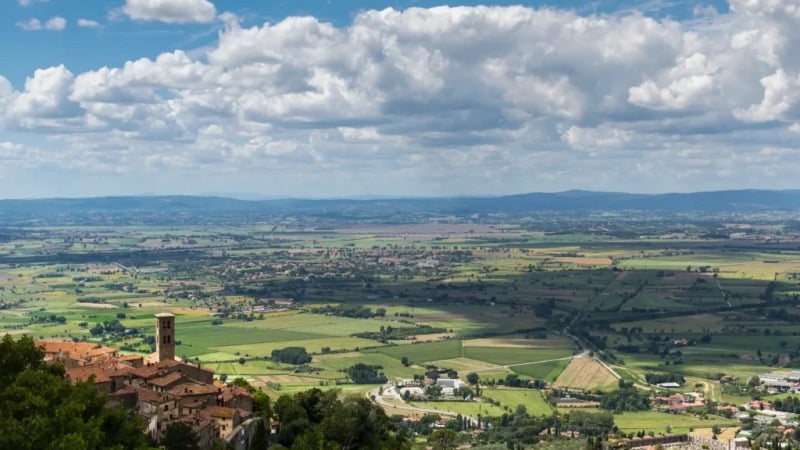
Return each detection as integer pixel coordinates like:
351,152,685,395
17,16,66,31
77,19,101,28
17,18,43,31
9,65,78,126
123,0,217,24
45,16,66,30
3,3,800,196
628,53,719,110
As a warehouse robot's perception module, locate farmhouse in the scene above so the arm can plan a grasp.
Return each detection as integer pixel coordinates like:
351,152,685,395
436,378,465,389
37,313,257,449
747,399,773,411
436,378,466,397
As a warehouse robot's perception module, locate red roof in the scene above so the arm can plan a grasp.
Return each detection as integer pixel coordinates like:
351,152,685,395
37,340,118,364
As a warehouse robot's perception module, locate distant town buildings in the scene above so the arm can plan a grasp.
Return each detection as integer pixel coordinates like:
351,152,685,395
757,372,800,393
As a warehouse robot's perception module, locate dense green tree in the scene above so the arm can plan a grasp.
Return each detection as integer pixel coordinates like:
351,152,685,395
467,372,480,396
271,347,312,365
599,388,651,412
249,419,269,450
566,411,615,436
90,322,105,336
161,422,199,450
272,388,410,450
0,335,150,450
253,390,272,418
644,373,685,385
429,429,459,450
345,363,388,384
773,396,800,413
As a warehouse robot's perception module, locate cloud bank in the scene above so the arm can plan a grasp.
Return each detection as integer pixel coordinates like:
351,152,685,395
2,2,800,197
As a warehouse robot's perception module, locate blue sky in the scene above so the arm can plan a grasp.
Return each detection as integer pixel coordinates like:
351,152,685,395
0,0,796,199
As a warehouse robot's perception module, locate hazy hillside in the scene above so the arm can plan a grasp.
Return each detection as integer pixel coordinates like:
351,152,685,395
2,190,800,218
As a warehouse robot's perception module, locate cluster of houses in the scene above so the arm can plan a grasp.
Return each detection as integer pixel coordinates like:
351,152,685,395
38,313,260,450
756,371,800,393
653,392,706,412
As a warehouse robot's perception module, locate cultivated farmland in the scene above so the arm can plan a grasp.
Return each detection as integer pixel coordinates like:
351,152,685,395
554,356,618,390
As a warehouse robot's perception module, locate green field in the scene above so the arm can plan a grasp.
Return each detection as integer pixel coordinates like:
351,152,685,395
405,400,507,417
372,339,463,363
463,347,574,366
481,388,554,416
611,410,738,434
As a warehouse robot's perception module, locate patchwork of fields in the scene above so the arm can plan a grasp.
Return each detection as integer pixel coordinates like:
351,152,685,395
4,220,800,435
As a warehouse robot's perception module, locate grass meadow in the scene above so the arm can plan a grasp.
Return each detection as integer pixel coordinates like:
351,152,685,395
481,388,554,416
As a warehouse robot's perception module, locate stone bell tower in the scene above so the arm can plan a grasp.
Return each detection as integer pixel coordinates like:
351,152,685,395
155,312,175,362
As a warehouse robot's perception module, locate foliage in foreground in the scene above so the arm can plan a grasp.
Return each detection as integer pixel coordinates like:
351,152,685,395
271,388,410,450
161,422,199,450
0,335,151,450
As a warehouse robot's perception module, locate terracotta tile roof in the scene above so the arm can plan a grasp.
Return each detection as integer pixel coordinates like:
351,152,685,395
132,359,182,378
109,385,137,397
202,406,238,419
150,371,185,387
66,366,112,384
181,398,208,409
175,411,214,432
37,340,118,364
135,387,174,405
219,385,253,402
117,355,144,366
168,382,219,397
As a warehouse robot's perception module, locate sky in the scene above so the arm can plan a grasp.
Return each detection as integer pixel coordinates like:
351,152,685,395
0,0,797,199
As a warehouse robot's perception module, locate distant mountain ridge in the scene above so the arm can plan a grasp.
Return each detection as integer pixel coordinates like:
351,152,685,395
2,189,800,217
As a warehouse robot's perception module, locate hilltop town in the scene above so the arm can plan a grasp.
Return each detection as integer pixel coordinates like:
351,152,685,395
37,313,262,450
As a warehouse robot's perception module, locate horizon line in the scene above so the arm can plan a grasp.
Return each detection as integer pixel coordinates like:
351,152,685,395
2,188,800,202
